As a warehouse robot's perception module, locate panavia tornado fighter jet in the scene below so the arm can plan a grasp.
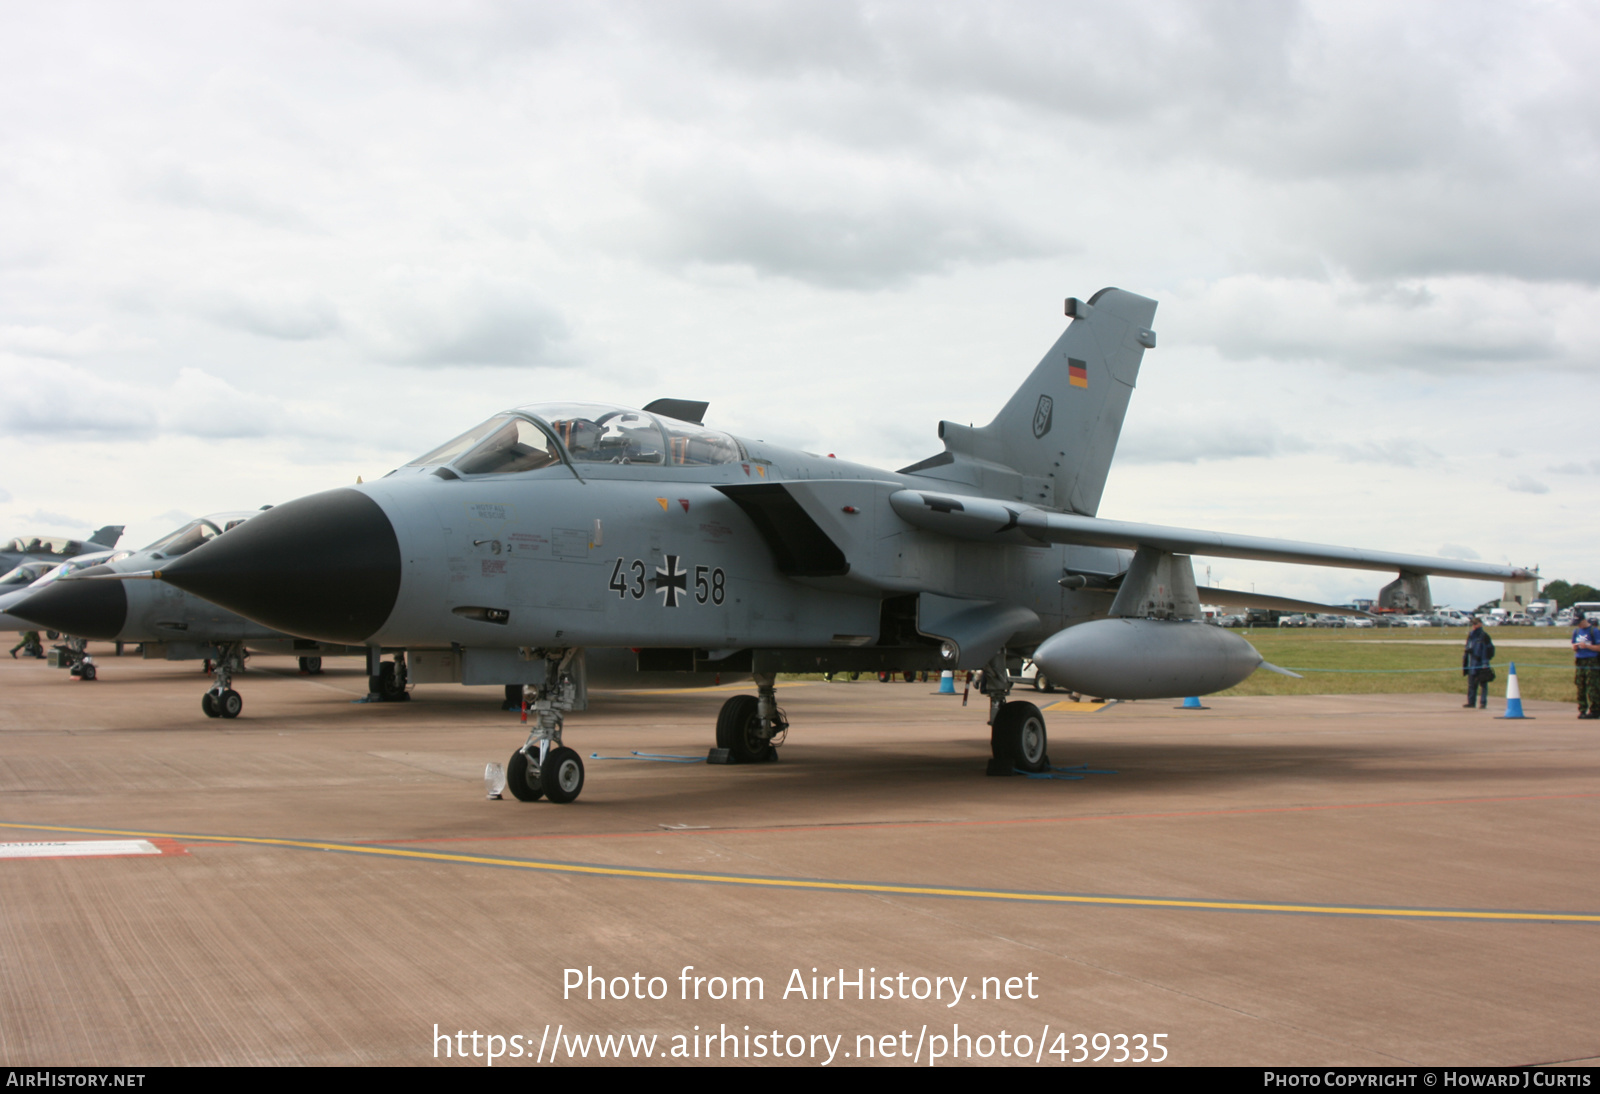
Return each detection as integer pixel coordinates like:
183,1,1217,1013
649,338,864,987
105,288,1531,803
14,511,356,714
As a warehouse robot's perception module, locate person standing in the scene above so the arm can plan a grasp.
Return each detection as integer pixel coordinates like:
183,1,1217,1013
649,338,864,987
1573,612,1600,719
1463,617,1496,709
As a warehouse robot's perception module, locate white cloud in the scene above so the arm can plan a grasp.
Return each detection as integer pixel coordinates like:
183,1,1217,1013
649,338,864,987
199,289,342,341
357,273,575,368
1170,274,1591,374
1507,475,1550,495
13,509,86,531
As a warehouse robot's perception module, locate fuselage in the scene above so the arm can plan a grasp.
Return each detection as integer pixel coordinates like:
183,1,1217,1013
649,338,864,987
158,405,1132,661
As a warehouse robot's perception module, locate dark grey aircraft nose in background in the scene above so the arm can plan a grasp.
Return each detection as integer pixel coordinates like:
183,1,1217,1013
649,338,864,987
12,567,128,639
157,488,402,645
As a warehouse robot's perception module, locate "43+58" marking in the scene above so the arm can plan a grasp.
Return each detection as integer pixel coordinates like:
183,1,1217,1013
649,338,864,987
608,555,725,607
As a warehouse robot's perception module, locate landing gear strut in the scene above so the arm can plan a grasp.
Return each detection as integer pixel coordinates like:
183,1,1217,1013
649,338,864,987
507,649,586,804
201,642,245,719
58,638,96,681
712,673,786,763
980,650,1050,775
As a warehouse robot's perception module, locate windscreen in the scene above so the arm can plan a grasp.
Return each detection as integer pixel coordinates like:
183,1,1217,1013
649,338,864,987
0,562,51,587
141,520,223,559
406,416,514,468
454,417,561,475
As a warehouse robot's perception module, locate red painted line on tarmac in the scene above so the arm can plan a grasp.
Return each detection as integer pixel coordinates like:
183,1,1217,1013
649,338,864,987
352,790,1600,847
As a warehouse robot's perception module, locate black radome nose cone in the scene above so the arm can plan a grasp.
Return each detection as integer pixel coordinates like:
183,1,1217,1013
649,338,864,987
159,488,401,644
11,567,128,639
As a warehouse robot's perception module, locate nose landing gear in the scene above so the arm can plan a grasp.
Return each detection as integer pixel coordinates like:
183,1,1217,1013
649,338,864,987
201,642,246,719
507,649,587,804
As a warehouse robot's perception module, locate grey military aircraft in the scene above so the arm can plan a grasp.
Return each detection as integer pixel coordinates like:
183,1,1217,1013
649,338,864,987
13,512,357,712
92,288,1531,803
0,525,124,573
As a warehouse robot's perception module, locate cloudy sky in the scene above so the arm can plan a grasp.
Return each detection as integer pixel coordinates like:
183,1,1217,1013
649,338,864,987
3,0,1596,607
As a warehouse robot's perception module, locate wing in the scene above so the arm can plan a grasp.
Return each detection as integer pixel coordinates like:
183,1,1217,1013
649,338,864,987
887,488,1532,583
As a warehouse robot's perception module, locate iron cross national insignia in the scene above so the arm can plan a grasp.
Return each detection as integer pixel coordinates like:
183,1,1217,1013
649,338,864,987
654,554,688,607
1032,394,1054,438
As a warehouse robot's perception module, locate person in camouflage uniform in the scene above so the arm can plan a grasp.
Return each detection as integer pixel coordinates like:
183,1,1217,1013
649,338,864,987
1573,613,1600,719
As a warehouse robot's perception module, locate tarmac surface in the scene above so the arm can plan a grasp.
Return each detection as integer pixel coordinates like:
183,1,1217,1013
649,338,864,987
1,648,1597,1067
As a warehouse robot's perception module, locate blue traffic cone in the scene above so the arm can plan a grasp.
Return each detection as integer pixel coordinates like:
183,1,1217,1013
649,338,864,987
1495,663,1531,719
938,670,955,694
1177,695,1207,710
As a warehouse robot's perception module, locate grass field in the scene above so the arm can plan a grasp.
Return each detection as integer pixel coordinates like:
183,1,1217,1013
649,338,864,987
1215,628,1580,702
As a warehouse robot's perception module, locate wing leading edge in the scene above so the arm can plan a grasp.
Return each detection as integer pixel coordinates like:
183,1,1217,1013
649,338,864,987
887,489,1532,583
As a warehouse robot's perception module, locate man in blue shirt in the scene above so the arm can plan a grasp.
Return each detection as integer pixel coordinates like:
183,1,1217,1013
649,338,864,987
1573,613,1600,719
1463,618,1495,709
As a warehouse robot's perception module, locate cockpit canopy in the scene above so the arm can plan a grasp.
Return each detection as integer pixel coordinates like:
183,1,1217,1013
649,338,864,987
0,561,55,587
4,535,81,556
406,402,742,475
140,514,258,560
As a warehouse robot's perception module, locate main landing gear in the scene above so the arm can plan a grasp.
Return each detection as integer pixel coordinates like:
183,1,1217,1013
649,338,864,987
712,673,787,763
365,650,409,702
980,651,1050,775
506,650,586,804
201,642,245,719
297,656,323,674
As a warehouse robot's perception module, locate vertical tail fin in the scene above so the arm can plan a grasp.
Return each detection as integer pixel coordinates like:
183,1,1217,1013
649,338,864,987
900,288,1157,516
87,525,124,548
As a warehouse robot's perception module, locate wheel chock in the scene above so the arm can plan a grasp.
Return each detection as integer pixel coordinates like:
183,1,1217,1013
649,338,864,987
707,747,779,764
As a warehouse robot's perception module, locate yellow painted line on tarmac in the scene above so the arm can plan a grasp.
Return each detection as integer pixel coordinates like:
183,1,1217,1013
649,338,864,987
1043,700,1113,713
2,820,1595,923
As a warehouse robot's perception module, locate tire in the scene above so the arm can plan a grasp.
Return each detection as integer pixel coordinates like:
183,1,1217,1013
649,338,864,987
540,747,585,804
715,694,773,763
80,664,96,681
877,671,891,683
506,749,543,802
219,689,243,719
201,691,220,718
991,701,1049,773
